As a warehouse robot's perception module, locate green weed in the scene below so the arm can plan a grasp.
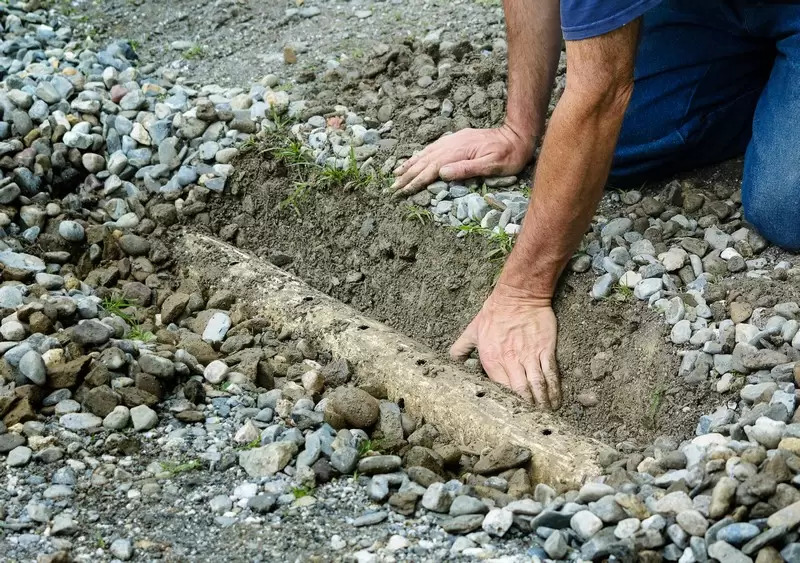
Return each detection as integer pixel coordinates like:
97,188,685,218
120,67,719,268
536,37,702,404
450,224,516,259
101,295,136,323
182,45,205,60
160,459,203,475
291,486,313,499
404,205,434,225
128,324,156,343
358,439,384,457
612,283,635,302
279,182,312,217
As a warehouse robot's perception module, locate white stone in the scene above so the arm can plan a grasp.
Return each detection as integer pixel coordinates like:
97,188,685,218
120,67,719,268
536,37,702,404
671,320,692,345
634,278,662,300
130,404,158,431
204,360,229,384
570,510,603,540
482,508,513,537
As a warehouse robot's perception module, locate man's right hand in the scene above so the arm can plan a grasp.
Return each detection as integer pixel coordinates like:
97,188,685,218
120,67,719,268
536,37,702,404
389,124,535,198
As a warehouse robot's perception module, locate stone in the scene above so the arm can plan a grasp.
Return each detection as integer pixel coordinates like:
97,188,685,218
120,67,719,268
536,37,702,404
59,412,102,431
7,445,32,467
239,442,298,477
482,508,513,537
103,406,131,430
326,387,380,429
571,510,604,540
449,495,488,516
109,538,133,561
717,523,761,546
357,455,402,474
473,443,531,474
204,360,229,384
676,509,708,536
708,541,753,563
130,404,158,431
442,514,484,535
421,482,453,513
18,350,46,385
767,500,800,529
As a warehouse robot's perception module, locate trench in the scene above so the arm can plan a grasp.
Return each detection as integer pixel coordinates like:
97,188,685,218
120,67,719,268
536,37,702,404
191,152,726,452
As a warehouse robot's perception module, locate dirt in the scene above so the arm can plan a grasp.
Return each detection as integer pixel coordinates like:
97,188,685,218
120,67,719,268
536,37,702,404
71,0,506,89
190,153,725,450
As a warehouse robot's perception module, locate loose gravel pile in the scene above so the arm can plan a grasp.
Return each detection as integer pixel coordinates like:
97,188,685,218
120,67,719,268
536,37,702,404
1,1,800,561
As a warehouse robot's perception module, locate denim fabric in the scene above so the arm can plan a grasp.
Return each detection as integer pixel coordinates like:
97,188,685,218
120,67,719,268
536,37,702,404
609,0,800,249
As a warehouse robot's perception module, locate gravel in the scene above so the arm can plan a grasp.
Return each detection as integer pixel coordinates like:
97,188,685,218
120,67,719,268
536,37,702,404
0,1,798,561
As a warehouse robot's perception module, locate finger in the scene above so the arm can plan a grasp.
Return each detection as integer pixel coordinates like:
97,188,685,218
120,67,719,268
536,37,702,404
481,358,510,388
393,149,426,176
440,156,498,182
505,361,534,402
389,155,430,193
541,350,561,410
450,320,478,361
523,360,550,409
392,163,440,198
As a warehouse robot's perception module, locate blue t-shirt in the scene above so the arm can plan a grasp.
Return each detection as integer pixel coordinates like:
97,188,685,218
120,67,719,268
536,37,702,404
561,0,663,40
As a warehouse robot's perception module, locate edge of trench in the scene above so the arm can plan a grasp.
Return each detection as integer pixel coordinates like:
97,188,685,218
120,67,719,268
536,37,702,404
173,229,609,489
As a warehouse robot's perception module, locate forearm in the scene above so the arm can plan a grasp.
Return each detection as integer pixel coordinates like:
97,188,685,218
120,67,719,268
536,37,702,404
498,88,631,299
502,0,562,142
498,23,640,300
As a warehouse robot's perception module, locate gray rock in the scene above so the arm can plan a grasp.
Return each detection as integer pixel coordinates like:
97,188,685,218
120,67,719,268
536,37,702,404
7,445,32,467
330,446,359,474
571,510,604,540
59,412,102,431
239,442,298,477
421,482,453,513
482,508,513,537
109,538,134,561
19,350,46,385
449,495,488,516
130,404,158,431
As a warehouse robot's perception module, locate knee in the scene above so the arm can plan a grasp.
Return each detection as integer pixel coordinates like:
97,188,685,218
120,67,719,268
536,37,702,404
742,180,800,251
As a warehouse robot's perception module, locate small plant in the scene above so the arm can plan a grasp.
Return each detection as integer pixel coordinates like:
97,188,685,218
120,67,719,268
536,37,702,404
404,205,434,225
128,324,156,343
239,135,259,153
291,486,313,499
613,283,635,302
279,182,311,217
182,44,205,60
160,459,203,476
486,230,515,259
237,437,261,451
317,148,371,191
272,140,311,168
268,106,293,130
520,184,532,198
358,439,384,457
101,295,136,323
95,533,106,549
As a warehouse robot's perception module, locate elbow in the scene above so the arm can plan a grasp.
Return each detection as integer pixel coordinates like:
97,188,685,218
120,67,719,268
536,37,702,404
563,75,634,119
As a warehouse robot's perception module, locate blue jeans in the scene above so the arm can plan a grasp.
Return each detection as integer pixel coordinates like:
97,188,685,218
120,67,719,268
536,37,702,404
609,0,800,250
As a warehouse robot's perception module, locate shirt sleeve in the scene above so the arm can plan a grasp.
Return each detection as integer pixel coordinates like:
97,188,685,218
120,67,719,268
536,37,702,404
561,0,663,40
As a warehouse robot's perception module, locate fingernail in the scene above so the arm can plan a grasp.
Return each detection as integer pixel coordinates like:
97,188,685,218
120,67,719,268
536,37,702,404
389,181,399,191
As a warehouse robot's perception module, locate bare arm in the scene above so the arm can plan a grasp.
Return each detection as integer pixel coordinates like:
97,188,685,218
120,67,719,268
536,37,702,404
451,21,640,408
499,21,640,298
391,0,561,195
502,0,562,146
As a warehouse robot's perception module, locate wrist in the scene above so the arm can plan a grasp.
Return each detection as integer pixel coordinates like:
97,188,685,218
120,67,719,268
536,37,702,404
500,120,538,158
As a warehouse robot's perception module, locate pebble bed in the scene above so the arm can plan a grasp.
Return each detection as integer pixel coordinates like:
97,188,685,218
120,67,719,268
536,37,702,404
0,1,800,562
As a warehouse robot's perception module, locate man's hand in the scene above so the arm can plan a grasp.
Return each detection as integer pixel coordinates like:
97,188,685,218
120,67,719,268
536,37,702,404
389,124,535,198
449,283,561,409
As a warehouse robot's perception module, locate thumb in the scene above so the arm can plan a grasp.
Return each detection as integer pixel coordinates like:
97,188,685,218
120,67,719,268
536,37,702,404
440,156,496,182
450,320,478,361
